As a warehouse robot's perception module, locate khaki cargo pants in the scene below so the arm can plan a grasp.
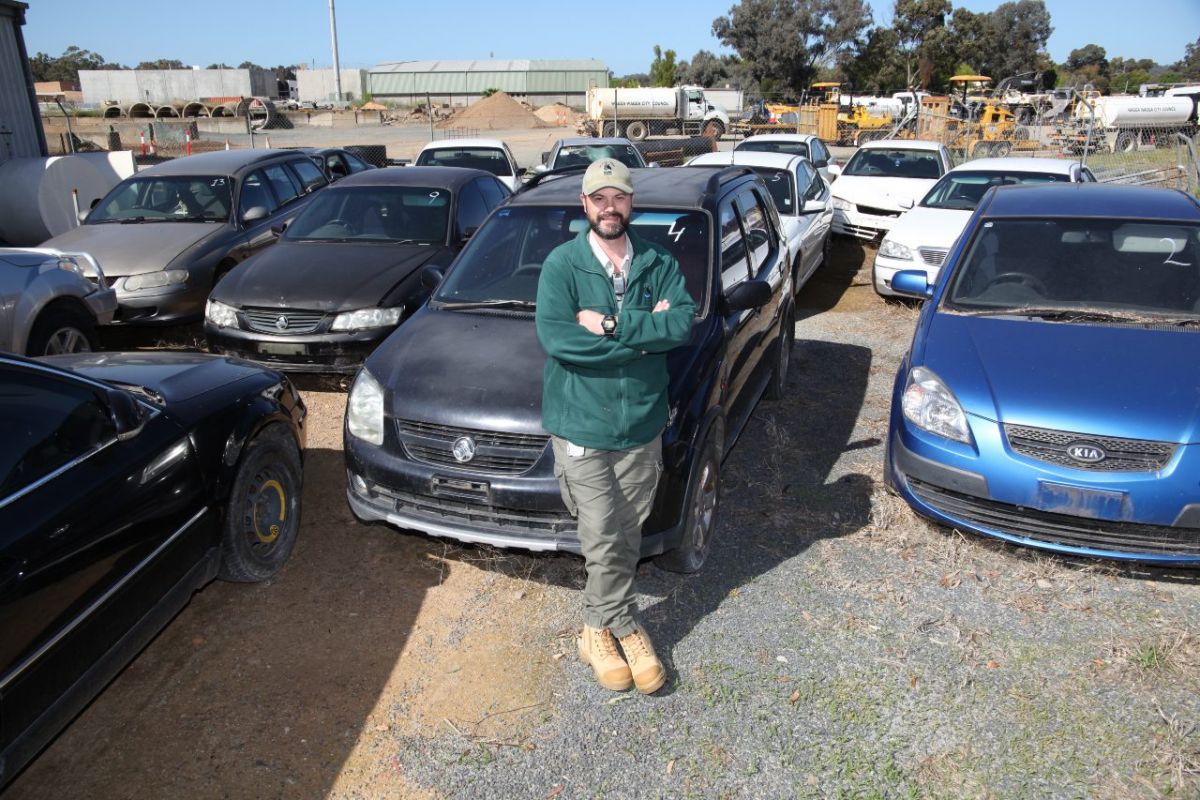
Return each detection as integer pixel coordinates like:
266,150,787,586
551,435,663,638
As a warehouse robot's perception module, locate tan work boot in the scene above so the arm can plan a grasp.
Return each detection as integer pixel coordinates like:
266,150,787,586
578,625,633,691
619,624,667,694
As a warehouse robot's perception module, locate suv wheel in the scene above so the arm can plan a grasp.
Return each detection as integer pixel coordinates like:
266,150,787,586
655,433,721,573
27,306,98,356
765,308,795,401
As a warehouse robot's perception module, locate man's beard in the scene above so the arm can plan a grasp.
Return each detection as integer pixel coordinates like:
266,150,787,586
589,210,628,240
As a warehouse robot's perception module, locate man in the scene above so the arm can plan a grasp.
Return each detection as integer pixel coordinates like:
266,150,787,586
535,158,696,694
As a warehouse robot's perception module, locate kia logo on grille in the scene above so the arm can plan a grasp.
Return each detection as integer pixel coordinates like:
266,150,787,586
275,315,289,330
451,436,477,463
1066,441,1106,463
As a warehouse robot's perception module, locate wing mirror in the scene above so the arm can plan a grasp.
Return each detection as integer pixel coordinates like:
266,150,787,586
723,278,773,311
826,163,842,179
420,265,444,290
77,209,90,223
890,269,933,299
460,226,478,243
241,206,269,224
270,221,289,235
104,388,147,441
898,198,915,210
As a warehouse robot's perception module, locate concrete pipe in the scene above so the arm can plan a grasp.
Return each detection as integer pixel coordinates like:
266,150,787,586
102,105,123,118
127,102,154,118
154,105,181,119
182,101,210,118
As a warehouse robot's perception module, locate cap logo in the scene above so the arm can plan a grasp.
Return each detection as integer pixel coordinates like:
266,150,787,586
603,162,613,175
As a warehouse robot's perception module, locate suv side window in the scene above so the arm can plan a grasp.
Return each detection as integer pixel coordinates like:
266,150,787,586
292,158,329,192
240,170,278,215
456,181,490,236
736,189,775,275
719,200,752,287
0,367,116,499
810,139,829,167
477,176,509,208
264,163,302,208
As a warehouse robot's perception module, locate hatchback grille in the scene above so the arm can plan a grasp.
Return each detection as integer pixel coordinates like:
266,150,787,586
1005,424,1175,472
243,308,326,335
396,420,550,475
918,248,948,267
909,479,1200,556
372,484,576,538
856,204,902,218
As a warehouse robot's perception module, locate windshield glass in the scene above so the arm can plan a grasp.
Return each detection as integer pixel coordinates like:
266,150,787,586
736,140,809,159
843,148,942,179
284,186,449,243
434,206,710,311
415,147,513,177
922,171,1072,210
946,218,1200,319
750,168,796,216
88,176,232,222
554,144,644,169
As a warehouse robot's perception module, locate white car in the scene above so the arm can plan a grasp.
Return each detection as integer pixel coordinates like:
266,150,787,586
0,248,116,355
830,139,953,240
733,133,841,183
688,150,833,295
414,138,524,191
873,157,1097,297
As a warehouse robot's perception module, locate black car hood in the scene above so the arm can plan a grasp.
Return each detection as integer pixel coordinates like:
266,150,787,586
216,240,450,311
44,351,269,404
367,308,548,434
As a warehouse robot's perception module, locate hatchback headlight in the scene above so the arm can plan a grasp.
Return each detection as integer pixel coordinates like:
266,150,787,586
205,299,239,328
901,366,971,443
879,237,913,260
347,368,385,445
125,269,188,291
832,197,854,211
331,307,403,332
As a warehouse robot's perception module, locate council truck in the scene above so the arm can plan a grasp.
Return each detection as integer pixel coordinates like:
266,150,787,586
583,86,730,141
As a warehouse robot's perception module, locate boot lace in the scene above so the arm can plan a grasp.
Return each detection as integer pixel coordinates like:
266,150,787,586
594,627,619,659
621,630,651,662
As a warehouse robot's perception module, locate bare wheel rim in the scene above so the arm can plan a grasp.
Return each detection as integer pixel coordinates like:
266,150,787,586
45,327,91,354
242,463,293,558
689,459,718,552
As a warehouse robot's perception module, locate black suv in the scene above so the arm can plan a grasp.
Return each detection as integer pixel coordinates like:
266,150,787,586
343,166,793,571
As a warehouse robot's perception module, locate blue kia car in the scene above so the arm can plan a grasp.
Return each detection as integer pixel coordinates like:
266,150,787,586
885,183,1200,565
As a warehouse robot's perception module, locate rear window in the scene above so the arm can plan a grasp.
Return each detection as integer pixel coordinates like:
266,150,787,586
843,148,942,179
735,139,810,159
416,147,513,177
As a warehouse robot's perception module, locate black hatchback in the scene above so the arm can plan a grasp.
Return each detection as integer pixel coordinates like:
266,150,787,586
343,166,793,571
204,167,511,373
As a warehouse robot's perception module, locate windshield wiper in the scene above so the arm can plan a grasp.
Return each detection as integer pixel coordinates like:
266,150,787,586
437,299,536,311
107,381,164,404
954,307,1147,323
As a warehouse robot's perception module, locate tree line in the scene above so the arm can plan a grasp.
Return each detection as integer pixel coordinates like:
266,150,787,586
618,0,1200,100
28,47,299,85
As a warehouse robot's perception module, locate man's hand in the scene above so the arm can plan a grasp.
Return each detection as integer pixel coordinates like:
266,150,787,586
576,309,605,335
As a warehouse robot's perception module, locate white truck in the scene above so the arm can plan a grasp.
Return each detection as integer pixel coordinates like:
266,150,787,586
1072,92,1200,152
583,86,730,141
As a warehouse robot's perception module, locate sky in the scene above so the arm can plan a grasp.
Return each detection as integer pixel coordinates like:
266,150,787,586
21,0,1200,78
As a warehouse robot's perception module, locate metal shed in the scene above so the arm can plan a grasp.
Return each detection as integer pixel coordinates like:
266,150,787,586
368,59,608,108
0,0,47,165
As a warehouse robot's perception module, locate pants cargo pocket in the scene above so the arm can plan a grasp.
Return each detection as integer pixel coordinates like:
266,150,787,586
551,442,579,518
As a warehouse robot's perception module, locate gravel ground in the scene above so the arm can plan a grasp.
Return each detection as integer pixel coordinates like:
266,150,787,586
364,243,1200,800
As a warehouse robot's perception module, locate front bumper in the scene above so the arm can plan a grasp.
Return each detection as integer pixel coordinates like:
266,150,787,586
832,205,904,241
887,411,1200,565
112,280,208,325
206,323,390,374
84,287,118,325
872,253,942,297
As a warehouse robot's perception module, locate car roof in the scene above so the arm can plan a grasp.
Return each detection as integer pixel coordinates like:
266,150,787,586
418,138,509,151
138,149,305,176
514,166,750,208
689,151,806,170
948,157,1081,176
860,139,943,152
737,133,819,144
555,137,636,147
982,183,1200,221
335,165,495,189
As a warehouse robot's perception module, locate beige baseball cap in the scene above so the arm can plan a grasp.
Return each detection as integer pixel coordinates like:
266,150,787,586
581,158,634,195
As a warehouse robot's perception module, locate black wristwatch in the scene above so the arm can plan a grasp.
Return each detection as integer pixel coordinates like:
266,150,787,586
601,314,617,337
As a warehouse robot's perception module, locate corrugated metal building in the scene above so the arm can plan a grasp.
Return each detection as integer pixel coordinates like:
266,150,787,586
79,68,279,105
368,59,608,108
0,0,46,164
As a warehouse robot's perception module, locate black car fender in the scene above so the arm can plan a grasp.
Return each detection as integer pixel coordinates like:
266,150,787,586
213,387,305,501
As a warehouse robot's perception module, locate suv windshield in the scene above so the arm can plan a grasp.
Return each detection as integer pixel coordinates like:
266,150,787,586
922,171,1072,210
554,144,644,169
88,176,232,222
946,218,1200,320
843,148,942,179
434,206,710,310
284,186,449,243
736,140,810,159
416,147,513,177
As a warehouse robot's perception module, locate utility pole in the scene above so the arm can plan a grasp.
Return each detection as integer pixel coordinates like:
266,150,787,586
329,0,343,102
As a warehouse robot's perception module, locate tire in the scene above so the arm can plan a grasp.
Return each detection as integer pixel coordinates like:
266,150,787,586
1014,126,1031,142
1015,107,1034,125
702,120,725,140
624,120,649,141
26,305,98,356
219,424,303,582
992,140,1012,157
654,433,721,573
1115,130,1136,153
765,307,795,401
601,121,617,137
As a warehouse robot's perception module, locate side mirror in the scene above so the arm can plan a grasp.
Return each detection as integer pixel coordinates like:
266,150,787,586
898,197,915,210
647,161,661,168
531,164,548,174
891,269,933,299
723,278,773,311
77,209,90,224
242,206,269,224
104,388,146,442
459,226,478,243
826,163,842,179
270,221,288,235
801,198,827,215
90,197,101,209
540,151,551,163
420,265,444,290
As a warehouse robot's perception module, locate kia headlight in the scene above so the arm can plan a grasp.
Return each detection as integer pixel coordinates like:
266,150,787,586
901,366,971,443
347,368,385,445
205,299,239,328
125,269,188,291
878,237,913,260
832,197,854,211
331,307,403,332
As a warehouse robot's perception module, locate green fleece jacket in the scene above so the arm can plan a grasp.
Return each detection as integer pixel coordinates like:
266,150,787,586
535,228,696,450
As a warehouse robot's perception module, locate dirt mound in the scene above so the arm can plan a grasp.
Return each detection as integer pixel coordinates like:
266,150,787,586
437,90,549,130
535,102,574,126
